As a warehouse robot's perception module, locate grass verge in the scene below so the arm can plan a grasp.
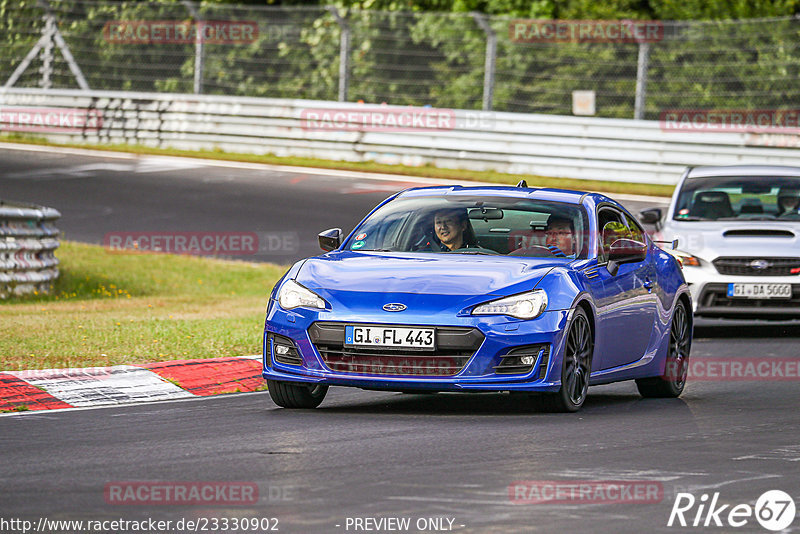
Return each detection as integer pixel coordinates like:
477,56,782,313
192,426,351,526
0,135,674,198
0,241,286,371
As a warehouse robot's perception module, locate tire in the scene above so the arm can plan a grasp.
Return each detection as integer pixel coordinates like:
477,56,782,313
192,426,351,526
636,300,691,398
267,379,328,409
540,307,594,412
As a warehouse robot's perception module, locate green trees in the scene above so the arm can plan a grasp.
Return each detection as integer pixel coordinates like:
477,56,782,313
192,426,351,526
2,0,798,119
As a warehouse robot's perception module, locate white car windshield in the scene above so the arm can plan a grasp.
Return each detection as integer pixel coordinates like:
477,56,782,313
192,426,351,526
673,175,800,221
345,195,591,259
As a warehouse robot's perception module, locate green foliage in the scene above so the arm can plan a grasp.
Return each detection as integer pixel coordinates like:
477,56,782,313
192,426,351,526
2,0,799,119
0,0,42,85
650,0,799,20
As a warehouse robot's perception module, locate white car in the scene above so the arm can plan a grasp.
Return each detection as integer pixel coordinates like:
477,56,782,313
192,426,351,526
641,165,800,319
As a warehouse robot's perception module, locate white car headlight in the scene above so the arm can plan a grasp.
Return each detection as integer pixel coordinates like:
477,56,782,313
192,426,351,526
472,290,548,320
666,249,701,268
278,279,327,310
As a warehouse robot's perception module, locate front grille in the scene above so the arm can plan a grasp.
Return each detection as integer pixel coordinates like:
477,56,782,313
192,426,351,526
308,322,484,377
699,283,800,309
713,257,800,276
494,344,550,377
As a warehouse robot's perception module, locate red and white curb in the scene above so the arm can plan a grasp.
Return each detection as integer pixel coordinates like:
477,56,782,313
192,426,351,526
0,355,264,413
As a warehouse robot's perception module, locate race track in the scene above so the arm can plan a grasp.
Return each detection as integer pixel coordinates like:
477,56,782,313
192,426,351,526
1,144,798,534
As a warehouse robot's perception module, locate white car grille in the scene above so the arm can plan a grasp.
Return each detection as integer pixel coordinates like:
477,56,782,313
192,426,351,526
713,257,800,276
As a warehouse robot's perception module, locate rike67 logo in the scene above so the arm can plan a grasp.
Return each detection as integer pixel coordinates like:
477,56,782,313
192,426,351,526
668,490,796,531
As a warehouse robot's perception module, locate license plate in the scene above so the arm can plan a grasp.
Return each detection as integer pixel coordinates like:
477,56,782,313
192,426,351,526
727,283,792,299
344,325,435,351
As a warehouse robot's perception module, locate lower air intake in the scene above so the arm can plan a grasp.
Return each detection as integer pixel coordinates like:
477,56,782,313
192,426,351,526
308,322,483,377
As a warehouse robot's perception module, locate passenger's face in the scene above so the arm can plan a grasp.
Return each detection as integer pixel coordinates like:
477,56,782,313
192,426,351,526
434,213,465,249
781,197,799,211
545,221,574,254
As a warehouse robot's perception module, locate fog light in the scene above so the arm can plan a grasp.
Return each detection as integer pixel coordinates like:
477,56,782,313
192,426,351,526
275,344,291,355
493,344,550,375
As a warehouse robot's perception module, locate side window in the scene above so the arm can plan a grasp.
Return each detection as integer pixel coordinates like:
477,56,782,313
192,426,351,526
623,212,646,243
597,207,628,261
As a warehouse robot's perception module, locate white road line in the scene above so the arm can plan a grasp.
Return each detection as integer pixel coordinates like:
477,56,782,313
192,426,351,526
0,142,138,160
0,388,268,417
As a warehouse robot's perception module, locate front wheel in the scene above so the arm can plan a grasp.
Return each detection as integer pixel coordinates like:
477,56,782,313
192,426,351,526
636,300,691,398
540,307,593,412
267,380,328,409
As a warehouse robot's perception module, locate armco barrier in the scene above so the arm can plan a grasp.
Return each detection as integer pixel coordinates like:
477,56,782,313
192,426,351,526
3,88,800,185
0,200,60,298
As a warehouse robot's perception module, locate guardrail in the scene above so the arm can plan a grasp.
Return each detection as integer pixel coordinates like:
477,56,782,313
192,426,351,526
0,200,60,299
3,88,800,185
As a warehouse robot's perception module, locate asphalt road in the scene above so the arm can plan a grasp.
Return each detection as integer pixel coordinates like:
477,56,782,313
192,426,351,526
0,144,455,264
0,143,663,264
2,144,799,534
2,362,800,534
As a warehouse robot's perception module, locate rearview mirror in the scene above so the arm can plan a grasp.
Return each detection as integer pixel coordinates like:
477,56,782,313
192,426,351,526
608,238,647,263
468,207,504,220
318,228,342,252
638,208,662,225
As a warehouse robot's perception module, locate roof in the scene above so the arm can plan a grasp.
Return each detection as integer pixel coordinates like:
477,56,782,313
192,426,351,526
688,165,800,178
397,185,600,205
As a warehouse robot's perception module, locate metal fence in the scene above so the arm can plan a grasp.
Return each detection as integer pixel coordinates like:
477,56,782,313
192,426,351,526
6,88,800,185
2,1,800,119
0,200,60,299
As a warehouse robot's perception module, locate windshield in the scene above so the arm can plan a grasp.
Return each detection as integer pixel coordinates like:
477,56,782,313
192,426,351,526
673,175,800,221
344,195,590,259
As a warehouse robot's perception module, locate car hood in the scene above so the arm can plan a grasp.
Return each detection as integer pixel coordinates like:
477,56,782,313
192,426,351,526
296,251,561,298
661,220,800,259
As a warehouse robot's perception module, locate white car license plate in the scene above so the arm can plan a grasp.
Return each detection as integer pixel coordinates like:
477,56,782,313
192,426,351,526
727,283,792,299
344,325,435,351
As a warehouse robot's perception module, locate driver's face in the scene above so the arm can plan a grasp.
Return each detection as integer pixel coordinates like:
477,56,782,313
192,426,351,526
434,213,465,249
781,197,799,210
545,221,574,255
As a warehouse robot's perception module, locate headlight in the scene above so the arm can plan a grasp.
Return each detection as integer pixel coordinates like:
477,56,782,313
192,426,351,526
277,279,327,310
472,290,548,320
667,250,701,268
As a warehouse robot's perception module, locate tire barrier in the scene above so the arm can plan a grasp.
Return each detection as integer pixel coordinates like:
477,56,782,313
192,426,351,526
0,200,60,298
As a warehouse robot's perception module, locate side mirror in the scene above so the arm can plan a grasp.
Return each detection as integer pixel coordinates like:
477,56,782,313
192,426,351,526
608,238,647,263
318,228,342,252
639,208,662,226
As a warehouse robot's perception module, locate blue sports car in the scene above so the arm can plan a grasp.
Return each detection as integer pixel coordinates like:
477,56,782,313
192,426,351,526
263,185,692,412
